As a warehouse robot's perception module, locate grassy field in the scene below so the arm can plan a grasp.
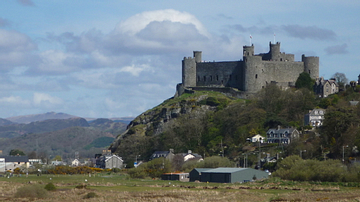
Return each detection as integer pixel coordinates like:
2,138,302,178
1,173,360,201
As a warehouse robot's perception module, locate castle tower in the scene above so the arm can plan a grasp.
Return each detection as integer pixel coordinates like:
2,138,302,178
182,56,196,87
243,45,263,92
193,51,202,63
243,44,254,57
269,42,281,61
302,54,319,79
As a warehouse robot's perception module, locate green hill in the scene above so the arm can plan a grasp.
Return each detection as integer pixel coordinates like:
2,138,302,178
110,84,360,168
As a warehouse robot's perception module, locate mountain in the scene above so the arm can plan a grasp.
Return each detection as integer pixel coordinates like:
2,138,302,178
0,118,13,126
0,117,127,157
0,118,90,138
89,118,127,135
0,126,114,158
6,112,78,124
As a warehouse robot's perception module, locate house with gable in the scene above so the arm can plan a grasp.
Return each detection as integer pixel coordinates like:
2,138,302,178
96,154,124,169
314,77,339,97
266,127,299,144
150,149,175,161
180,150,203,162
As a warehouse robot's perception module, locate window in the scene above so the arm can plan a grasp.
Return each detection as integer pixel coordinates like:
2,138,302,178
204,76,206,81
255,74,258,79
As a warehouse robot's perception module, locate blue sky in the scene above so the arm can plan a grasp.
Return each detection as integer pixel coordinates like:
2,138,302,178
0,0,359,118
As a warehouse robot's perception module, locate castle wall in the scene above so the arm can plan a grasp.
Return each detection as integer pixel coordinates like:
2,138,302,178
262,61,304,85
196,61,244,90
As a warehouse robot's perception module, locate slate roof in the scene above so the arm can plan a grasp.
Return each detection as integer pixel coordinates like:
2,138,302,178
0,156,29,162
201,167,248,173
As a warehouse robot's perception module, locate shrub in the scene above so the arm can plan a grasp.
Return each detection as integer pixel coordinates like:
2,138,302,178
14,185,48,199
127,167,147,179
83,192,97,199
44,182,56,191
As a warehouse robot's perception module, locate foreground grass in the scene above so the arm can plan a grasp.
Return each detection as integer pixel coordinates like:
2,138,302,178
1,174,360,201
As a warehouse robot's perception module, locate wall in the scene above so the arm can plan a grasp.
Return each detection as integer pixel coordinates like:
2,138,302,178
196,61,243,90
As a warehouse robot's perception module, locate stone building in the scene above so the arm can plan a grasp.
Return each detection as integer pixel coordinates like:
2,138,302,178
313,77,339,97
266,127,299,144
176,41,319,98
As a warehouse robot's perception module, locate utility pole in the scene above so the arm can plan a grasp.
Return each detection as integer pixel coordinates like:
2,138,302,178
258,138,262,169
221,139,224,158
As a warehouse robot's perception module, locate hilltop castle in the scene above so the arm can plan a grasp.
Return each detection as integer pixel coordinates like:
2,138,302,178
175,42,319,98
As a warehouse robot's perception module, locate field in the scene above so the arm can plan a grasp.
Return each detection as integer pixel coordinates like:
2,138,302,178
1,174,360,201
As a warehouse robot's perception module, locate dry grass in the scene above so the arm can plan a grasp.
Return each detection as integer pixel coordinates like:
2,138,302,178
1,177,360,201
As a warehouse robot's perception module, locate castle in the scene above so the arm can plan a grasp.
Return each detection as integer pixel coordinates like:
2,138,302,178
175,42,319,98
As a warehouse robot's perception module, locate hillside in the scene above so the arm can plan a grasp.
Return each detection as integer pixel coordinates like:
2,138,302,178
0,118,13,126
0,118,90,138
0,117,127,158
6,112,77,124
0,126,114,158
110,84,360,167
109,90,245,161
89,118,127,135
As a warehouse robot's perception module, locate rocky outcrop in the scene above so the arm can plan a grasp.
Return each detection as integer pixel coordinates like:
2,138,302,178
109,93,218,153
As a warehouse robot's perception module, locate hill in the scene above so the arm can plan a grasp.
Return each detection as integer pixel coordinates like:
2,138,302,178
0,118,90,138
109,84,360,167
0,118,13,126
0,117,127,158
0,126,114,159
6,112,78,124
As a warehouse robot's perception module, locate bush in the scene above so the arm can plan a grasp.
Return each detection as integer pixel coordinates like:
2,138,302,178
83,192,98,199
127,167,147,179
44,182,56,191
14,185,48,199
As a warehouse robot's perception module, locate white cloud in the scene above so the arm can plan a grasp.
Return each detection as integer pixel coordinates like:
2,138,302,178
0,95,31,106
120,64,152,77
33,92,63,106
116,9,210,38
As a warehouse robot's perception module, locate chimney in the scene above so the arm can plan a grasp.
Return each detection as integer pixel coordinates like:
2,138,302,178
188,150,192,154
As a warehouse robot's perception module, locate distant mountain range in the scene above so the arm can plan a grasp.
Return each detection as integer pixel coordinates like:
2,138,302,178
5,112,134,125
0,112,134,159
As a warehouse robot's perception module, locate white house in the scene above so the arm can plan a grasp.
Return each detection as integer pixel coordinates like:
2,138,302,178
251,134,264,143
304,109,326,127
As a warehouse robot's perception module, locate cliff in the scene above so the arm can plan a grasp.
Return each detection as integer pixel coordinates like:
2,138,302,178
109,91,241,160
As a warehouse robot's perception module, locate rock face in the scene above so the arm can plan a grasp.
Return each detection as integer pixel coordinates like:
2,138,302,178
109,93,219,155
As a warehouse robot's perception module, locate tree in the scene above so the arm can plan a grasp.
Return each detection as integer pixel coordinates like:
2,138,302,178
295,72,314,90
332,72,348,89
52,155,62,161
9,149,26,156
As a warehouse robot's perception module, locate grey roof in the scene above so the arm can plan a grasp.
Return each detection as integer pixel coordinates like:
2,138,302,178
0,155,29,162
266,128,297,134
192,168,212,173
201,167,248,173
